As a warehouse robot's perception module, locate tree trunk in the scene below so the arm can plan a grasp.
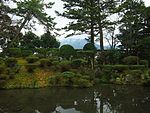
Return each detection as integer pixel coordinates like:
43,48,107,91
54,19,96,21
90,0,95,44
97,0,104,50
99,25,104,50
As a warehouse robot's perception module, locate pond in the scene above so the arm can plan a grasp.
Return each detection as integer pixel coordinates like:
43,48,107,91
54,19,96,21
0,85,150,113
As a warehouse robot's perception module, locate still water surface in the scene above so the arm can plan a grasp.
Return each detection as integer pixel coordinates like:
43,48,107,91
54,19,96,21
0,85,150,113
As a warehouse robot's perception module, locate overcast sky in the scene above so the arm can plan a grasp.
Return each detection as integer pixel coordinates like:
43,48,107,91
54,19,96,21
32,0,150,36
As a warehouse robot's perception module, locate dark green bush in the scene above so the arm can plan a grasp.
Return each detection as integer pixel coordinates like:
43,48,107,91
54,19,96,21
59,45,76,59
25,64,38,73
49,71,92,87
26,56,39,63
21,49,33,57
39,58,52,68
113,65,129,71
8,48,21,57
0,57,4,65
47,48,59,57
129,65,145,70
58,60,71,72
35,48,47,58
106,49,121,64
5,57,17,67
0,74,9,80
0,65,5,74
83,43,97,51
140,60,149,67
142,79,150,86
5,66,20,78
71,59,87,69
123,56,139,65
77,50,95,59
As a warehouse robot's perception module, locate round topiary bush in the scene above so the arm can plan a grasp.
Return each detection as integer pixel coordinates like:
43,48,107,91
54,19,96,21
123,56,139,65
83,43,97,51
26,56,39,63
59,44,76,59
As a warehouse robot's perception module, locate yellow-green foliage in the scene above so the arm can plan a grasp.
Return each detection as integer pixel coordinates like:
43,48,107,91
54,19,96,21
3,70,54,89
17,58,27,65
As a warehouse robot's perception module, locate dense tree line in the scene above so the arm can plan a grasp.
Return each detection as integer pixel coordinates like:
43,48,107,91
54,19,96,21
0,0,150,63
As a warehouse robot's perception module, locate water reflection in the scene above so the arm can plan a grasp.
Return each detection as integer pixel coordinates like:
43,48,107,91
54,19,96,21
0,85,150,113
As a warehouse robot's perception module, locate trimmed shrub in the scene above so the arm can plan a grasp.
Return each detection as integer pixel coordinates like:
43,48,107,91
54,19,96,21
8,48,21,57
140,60,149,68
26,56,39,63
71,59,87,69
39,58,52,68
83,43,97,51
21,49,33,57
73,78,92,87
129,65,145,70
103,65,129,71
49,72,92,87
123,56,139,65
5,57,17,67
59,45,76,59
25,64,38,73
58,60,71,72
106,49,121,64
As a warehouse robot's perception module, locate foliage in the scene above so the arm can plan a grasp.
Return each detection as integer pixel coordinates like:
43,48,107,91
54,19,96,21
40,32,60,48
83,43,97,51
117,0,145,54
21,31,41,50
7,48,21,57
58,60,71,72
35,48,48,58
59,45,76,59
123,56,139,65
96,49,121,65
39,58,52,68
0,57,4,65
21,49,33,57
140,60,149,68
5,57,17,67
0,65,5,74
47,48,59,57
25,64,38,73
49,71,92,87
138,37,150,64
26,56,39,63
71,59,87,69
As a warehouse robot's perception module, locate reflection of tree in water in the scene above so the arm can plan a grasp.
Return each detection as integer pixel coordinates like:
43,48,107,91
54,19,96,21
94,85,150,113
0,85,150,113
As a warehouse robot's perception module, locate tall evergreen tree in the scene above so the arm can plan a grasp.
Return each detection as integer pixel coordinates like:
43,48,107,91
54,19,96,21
116,0,145,55
58,0,118,50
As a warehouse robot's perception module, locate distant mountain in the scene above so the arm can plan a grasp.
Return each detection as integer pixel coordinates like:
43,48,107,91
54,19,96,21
58,36,100,49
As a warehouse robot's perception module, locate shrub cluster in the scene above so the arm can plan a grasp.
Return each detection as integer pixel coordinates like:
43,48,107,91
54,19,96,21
123,56,139,65
26,56,39,63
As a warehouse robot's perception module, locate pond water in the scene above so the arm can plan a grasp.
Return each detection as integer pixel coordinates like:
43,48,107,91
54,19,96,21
0,85,150,113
